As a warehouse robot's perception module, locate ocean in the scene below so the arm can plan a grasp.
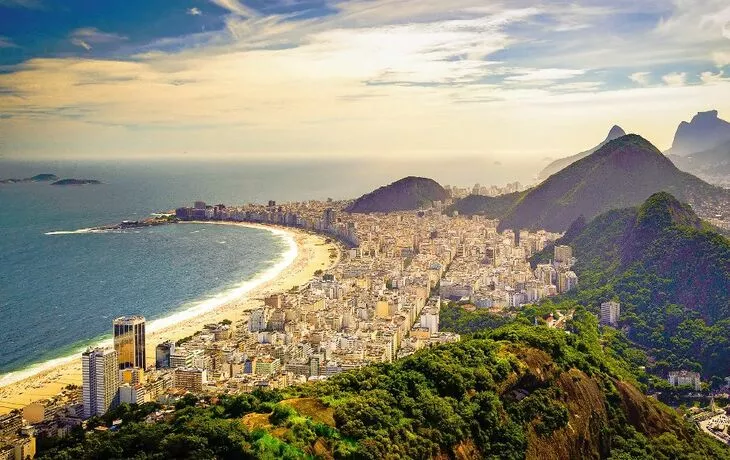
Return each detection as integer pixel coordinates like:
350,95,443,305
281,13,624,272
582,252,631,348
0,157,532,385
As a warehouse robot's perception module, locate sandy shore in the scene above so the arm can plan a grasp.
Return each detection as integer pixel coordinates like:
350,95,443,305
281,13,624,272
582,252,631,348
0,222,339,415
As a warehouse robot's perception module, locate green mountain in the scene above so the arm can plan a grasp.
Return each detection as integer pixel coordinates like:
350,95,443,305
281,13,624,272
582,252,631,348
532,192,730,378
445,191,523,218
346,176,449,213
537,125,626,181
38,311,729,459
472,134,727,232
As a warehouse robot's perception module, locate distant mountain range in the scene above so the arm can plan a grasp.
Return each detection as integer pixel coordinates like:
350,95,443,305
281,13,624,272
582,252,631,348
346,176,449,213
535,110,730,188
537,125,626,181
450,134,729,232
668,139,730,185
666,110,730,157
531,192,730,378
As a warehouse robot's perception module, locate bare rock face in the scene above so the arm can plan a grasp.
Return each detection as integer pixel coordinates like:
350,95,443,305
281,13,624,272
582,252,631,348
668,110,730,157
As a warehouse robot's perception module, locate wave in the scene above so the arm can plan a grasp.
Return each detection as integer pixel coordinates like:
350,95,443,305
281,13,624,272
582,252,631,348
0,223,298,389
45,228,109,235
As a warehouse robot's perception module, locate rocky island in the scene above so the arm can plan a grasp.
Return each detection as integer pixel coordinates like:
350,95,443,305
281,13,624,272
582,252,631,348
50,178,102,186
0,173,59,184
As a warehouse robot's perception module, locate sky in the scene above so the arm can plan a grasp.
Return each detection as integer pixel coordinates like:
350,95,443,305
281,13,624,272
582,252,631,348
0,0,729,166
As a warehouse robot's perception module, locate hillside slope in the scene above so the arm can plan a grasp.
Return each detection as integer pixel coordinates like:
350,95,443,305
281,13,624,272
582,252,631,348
445,191,523,218
37,311,730,459
346,176,449,213
497,134,728,232
668,139,730,186
537,125,626,181
531,193,730,378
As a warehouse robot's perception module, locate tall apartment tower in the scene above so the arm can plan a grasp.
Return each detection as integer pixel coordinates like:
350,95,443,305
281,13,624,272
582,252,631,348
554,245,573,265
82,348,120,418
600,301,621,327
113,316,146,369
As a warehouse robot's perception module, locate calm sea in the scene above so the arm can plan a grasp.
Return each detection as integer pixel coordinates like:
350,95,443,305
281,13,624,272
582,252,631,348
0,158,532,382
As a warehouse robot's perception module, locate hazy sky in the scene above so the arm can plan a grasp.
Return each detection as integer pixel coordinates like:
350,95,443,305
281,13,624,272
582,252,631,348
0,0,729,164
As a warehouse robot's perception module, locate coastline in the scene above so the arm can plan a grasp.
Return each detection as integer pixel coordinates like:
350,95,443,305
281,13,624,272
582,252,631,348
0,221,339,415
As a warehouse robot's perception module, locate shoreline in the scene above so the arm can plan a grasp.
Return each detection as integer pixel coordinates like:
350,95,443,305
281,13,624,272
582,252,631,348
0,221,339,415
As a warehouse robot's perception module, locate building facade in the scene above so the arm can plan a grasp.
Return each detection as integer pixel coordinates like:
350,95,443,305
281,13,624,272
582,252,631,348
600,301,621,327
82,348,120,418
113,316,146,369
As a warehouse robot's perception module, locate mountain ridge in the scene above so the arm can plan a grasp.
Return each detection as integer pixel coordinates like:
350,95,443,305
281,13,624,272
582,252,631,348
537,125,626,181
451,134,728,233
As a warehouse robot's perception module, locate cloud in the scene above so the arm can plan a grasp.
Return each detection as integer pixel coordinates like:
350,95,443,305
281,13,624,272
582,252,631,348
700,70,726,84
713,51,730,66
699,4,730,40
69,27,128,51
661,72,686,87
187,7,202,16
629,71,650,85
210,0,258,17
1,0,730,160
505,68,585,83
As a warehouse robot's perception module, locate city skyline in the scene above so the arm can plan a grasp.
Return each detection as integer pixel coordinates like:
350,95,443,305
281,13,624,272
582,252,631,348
0,0,729,162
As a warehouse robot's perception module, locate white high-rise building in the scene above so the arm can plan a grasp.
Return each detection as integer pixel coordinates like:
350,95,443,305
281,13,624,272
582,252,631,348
554,245,573,266
249,308,268,332
82,348,120,418
419,311,440,335
600,301,621,327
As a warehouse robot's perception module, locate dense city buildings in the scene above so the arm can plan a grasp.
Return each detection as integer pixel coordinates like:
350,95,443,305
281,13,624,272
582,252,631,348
82,348,120,418
113,316,146,370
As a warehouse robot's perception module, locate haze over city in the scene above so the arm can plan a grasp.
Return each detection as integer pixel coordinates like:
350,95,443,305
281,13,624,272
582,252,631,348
0,0,729,162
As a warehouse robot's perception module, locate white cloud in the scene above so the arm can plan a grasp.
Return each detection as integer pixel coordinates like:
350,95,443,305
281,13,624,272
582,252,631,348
629,71,651,85
713,51,730,66
187,7,202,16
699,4,730,40
700,70,725,84
506,68,585,82
69,27,127,50
71,39,92,51
210,0,258,18
661,72,686,87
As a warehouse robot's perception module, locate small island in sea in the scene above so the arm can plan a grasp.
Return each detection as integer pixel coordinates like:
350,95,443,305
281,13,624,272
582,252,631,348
0,173,58,184
50,178,102,186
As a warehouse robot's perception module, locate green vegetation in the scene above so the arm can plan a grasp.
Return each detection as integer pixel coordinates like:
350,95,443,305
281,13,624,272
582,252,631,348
439,302,514,333
38,309,728,459
444,191,523,218
346,176,449,213
532,192,730,380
